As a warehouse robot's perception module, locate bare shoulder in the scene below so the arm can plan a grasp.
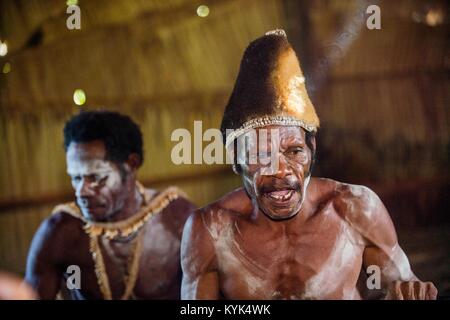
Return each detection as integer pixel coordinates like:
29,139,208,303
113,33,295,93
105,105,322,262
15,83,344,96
194,188,250,239
180,190,244,272
38,209,84,242
146,187,196,237
28,207,85,262
322,179,397,246
331,180,384,224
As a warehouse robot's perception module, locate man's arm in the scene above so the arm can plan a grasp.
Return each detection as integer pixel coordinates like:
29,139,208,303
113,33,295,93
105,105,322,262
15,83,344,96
180,209,220,299
338,185,438,300
0,272,37,300
25,213,66,299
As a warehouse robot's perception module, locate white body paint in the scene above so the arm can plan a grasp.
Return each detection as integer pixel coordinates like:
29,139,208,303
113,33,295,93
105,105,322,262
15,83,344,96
219,226,269,297
301,230,358,299
66,158,122,191
202,210,270,298
382,244,415,282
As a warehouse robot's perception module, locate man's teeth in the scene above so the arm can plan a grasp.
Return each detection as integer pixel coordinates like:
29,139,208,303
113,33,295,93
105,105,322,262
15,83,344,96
268,190,294,200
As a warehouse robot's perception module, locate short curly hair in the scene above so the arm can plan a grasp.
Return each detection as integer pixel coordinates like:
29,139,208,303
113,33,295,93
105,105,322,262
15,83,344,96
63,111,144,165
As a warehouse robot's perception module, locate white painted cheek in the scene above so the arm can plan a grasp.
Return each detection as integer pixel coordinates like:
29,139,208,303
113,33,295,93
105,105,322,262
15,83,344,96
67,159,81,177
67,159,123,194
251,171,263,196
104,169,122,191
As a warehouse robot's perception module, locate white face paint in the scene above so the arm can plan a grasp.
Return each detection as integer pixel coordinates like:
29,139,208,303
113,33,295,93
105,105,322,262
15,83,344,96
67,158,122,191
239,126,313,220
65,141,128,221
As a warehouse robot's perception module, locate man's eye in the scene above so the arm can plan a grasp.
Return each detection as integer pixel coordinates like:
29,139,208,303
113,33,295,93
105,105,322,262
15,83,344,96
98,175,108,184
72,176,81,183
289,148,304,155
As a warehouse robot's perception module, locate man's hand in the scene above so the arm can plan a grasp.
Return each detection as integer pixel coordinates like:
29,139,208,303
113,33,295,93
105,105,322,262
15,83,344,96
385,280,438,300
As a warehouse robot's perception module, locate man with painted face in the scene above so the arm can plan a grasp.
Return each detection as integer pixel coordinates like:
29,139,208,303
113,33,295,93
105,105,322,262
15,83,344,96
180,30,438,300
26,111,195,299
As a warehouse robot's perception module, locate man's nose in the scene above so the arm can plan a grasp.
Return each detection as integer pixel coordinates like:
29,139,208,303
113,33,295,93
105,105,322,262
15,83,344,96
273,154,292,178
76,179,96,198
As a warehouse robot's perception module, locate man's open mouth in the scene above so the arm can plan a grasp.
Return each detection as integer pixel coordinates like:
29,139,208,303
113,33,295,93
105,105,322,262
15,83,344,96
263,189,296,202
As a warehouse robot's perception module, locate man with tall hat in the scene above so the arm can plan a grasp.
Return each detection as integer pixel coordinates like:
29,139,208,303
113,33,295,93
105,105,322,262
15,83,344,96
26,111,196,299
180,30,438,300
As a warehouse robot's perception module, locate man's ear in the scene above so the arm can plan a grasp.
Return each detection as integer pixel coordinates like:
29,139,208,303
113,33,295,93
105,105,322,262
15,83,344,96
126,153,142,170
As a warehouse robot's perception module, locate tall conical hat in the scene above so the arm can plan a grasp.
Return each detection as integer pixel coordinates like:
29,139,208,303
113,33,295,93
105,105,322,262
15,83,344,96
221,29,320,148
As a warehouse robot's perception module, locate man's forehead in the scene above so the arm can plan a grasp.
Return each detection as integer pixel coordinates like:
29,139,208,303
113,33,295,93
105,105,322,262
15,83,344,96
257,125,304,133
66,140,114,174
235,126,306,156
66,157,115,175
66,140,107,160
254,125,305,141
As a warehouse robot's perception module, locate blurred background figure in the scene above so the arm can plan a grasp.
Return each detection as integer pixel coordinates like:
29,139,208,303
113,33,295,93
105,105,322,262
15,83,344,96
0,271,37,300
0,0,448,298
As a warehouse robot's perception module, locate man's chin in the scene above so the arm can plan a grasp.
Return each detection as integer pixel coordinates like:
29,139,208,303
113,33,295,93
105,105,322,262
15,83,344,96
80,207,109,222
257,191,303,220
258,199,303,220
261,207,301,220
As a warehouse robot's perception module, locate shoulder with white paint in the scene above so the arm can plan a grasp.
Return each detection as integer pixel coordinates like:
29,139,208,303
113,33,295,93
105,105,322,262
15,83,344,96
194,204,230,242
332,182,385,231
195,187,247,241
180,204,220,278
333,182,399,249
